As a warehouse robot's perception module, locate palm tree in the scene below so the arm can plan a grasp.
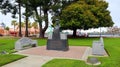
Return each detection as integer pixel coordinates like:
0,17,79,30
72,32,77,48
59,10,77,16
21,22,25,36
5,26,10,36
18,0,22,37
11,20,17,36
21,22,25,27
22,0,30,37
32,22,38,35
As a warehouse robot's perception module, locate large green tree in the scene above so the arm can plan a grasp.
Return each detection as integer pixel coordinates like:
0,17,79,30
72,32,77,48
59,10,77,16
60,0,114,37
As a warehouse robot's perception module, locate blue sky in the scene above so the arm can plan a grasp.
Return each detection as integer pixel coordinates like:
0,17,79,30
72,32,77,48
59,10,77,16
0,0,120,28
106,0,120,27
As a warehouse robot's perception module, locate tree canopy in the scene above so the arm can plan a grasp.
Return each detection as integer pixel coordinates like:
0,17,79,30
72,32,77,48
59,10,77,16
18,0,76,38
0,0,113,37
60,0,114,36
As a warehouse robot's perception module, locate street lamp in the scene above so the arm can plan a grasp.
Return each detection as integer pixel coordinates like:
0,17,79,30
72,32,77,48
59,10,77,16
100,27,101,37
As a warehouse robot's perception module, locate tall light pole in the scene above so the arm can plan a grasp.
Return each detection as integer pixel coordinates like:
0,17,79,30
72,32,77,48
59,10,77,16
100,27,101,37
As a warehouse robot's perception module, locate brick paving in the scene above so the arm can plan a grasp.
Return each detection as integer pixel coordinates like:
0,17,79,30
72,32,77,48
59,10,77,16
17,46,90,60
2,46,91,67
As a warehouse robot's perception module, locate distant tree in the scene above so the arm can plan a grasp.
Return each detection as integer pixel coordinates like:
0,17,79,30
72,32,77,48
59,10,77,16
5,26,10,35
32,22,38,35
60,0,114,37
28,22,32,35
107,26,120,35
5,26,9,31
11,20,17,35
21,22,25,28
0,22,6,29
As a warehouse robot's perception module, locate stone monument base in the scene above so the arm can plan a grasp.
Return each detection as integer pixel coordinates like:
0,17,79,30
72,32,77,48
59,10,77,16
47,39,68,51
47,33,69,51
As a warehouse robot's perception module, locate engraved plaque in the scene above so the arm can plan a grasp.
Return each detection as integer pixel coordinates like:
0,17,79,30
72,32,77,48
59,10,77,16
47,39,68,51
92,41,105,55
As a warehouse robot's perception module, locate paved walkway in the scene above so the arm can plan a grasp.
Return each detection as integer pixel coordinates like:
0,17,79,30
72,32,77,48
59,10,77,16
2,55,53,67
2,46,91,67
17,46,90,60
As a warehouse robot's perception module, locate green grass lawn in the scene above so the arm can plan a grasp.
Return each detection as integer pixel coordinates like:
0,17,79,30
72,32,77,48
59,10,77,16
0,37,46,66
42,38,120,67
0,37,120,67
0,54,26,66
0,37,46,53
0,37,17,53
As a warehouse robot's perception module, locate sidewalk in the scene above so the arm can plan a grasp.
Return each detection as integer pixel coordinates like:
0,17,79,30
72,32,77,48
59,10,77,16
2,55,53,67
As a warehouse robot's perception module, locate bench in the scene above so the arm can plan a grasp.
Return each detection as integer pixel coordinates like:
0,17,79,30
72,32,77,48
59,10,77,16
15,37,38,51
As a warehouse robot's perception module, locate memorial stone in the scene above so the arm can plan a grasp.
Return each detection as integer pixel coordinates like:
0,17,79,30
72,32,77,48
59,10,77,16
15,37,38,51
92,37,105,56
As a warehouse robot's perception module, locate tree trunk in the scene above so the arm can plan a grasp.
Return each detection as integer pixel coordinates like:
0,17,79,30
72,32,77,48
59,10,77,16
25,5,29,37
42,10,48,38
18,0,22,37
25,17,28,37
34,7,48,38
73,28,77,37
38,7,44,38
39,22,44,38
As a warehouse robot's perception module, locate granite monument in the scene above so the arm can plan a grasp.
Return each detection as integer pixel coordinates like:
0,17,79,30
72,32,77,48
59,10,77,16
47,19,69,51
92,37,105,56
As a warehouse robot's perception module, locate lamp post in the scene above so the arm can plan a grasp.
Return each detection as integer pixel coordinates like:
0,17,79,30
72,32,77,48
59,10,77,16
100,27,101,37
100,21,102,37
